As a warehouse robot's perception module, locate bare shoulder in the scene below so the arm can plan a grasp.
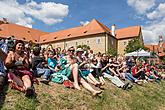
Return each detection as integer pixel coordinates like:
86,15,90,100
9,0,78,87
8,51,14,56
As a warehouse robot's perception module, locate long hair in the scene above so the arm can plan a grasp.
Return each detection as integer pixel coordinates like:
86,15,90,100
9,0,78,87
14,40,25,52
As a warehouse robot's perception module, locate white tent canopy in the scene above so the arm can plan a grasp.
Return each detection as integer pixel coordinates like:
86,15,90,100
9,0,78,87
125,49,151,57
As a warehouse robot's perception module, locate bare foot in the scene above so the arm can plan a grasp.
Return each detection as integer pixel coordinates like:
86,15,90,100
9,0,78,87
95,82,101,88
73,83,81,90
92,90,102,96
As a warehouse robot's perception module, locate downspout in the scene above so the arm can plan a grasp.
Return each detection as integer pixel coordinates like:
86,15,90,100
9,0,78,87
105,33,106,53
105,33,108,53
64,39,66,49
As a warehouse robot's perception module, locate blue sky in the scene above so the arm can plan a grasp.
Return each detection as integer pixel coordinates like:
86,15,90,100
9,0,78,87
19,0,144,32
0,0,165,44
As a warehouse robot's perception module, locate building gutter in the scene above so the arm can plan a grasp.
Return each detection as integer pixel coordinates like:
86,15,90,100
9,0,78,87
105,32,109,53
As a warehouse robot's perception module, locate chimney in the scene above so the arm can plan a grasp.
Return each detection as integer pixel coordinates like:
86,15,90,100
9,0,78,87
2,18,8,24
111,24,116,36
159,35,163,48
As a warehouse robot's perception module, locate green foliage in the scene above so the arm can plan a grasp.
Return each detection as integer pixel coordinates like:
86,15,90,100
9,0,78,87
107,48,117,56
162,56,165,63
76,44,90,50
124,38,144,53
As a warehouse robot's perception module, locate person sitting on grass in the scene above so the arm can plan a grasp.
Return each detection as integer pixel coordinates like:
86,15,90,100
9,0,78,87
120,65,142,84
47,50,74,88
76,48,102,87
31,46,51,84
101,55,131,90
5,40,35,97
0,39,8,92
145,64,161,83
63,46,102,96
131,61,146,81
90,56,105,85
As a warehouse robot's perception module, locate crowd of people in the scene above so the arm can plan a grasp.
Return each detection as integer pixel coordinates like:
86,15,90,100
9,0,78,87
0,37,165,97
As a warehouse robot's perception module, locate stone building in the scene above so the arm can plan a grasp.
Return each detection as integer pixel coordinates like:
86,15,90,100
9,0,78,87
0,18,143,55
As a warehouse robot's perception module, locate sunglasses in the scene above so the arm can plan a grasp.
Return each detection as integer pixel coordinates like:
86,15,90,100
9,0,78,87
68,50,75,52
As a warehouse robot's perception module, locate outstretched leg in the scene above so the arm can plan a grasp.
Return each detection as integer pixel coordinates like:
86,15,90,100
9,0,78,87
70,63,81,90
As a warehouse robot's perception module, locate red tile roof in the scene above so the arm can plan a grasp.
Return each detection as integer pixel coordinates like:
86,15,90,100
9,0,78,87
115,26,141,39
40,19,141,43
145,45,158,52
145,42,165,57
0,21,48,42
39,19,113,43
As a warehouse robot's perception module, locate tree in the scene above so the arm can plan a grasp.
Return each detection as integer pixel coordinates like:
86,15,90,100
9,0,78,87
124,38,145,53
76,44,90,51
107,48,117,57
162,56,165,63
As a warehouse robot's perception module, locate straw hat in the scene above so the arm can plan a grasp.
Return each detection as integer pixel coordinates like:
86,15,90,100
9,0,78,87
76,48,84,52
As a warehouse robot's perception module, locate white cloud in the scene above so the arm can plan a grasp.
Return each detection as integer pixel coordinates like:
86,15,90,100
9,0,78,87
142,29,158,44
142,17,165,44
127,0,165,44
127,0,155,14
0,0,33,27
23,1,69,25
0,0,69,27
80,21,90,26
143,3,165,44
147,3,165,20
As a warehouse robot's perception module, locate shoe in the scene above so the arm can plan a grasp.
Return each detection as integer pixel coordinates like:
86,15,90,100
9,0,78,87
68,81,74,89
63,80,70,88
127,84,133,89
143,80,148,83
63,80,74,89
122,82,129,90
25,87,35,97
40,79,49,85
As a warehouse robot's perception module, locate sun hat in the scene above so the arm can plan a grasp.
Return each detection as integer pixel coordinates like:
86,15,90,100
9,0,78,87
76,48,84,52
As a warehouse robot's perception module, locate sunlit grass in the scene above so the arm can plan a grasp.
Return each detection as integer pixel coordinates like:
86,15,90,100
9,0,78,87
1,80,165,110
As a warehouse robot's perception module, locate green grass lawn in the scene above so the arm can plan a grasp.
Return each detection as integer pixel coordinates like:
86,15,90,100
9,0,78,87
1,80,165,110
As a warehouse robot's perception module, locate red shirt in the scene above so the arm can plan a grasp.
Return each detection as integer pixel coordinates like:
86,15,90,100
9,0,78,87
131,66,137,76
145,69,150,76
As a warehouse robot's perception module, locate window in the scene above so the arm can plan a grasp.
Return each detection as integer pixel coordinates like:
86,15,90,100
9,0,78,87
124,41,127,45
76,42,78,45
67,34,71,36
87,40,89,44
84,31,87,33
96,38,101,44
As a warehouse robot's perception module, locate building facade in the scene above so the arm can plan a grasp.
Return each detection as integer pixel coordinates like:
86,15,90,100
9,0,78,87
0,18,143,55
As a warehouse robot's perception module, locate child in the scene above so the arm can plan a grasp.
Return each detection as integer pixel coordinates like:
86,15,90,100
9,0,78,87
48,51,73,88
31,46,51,84
90,57,105,85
